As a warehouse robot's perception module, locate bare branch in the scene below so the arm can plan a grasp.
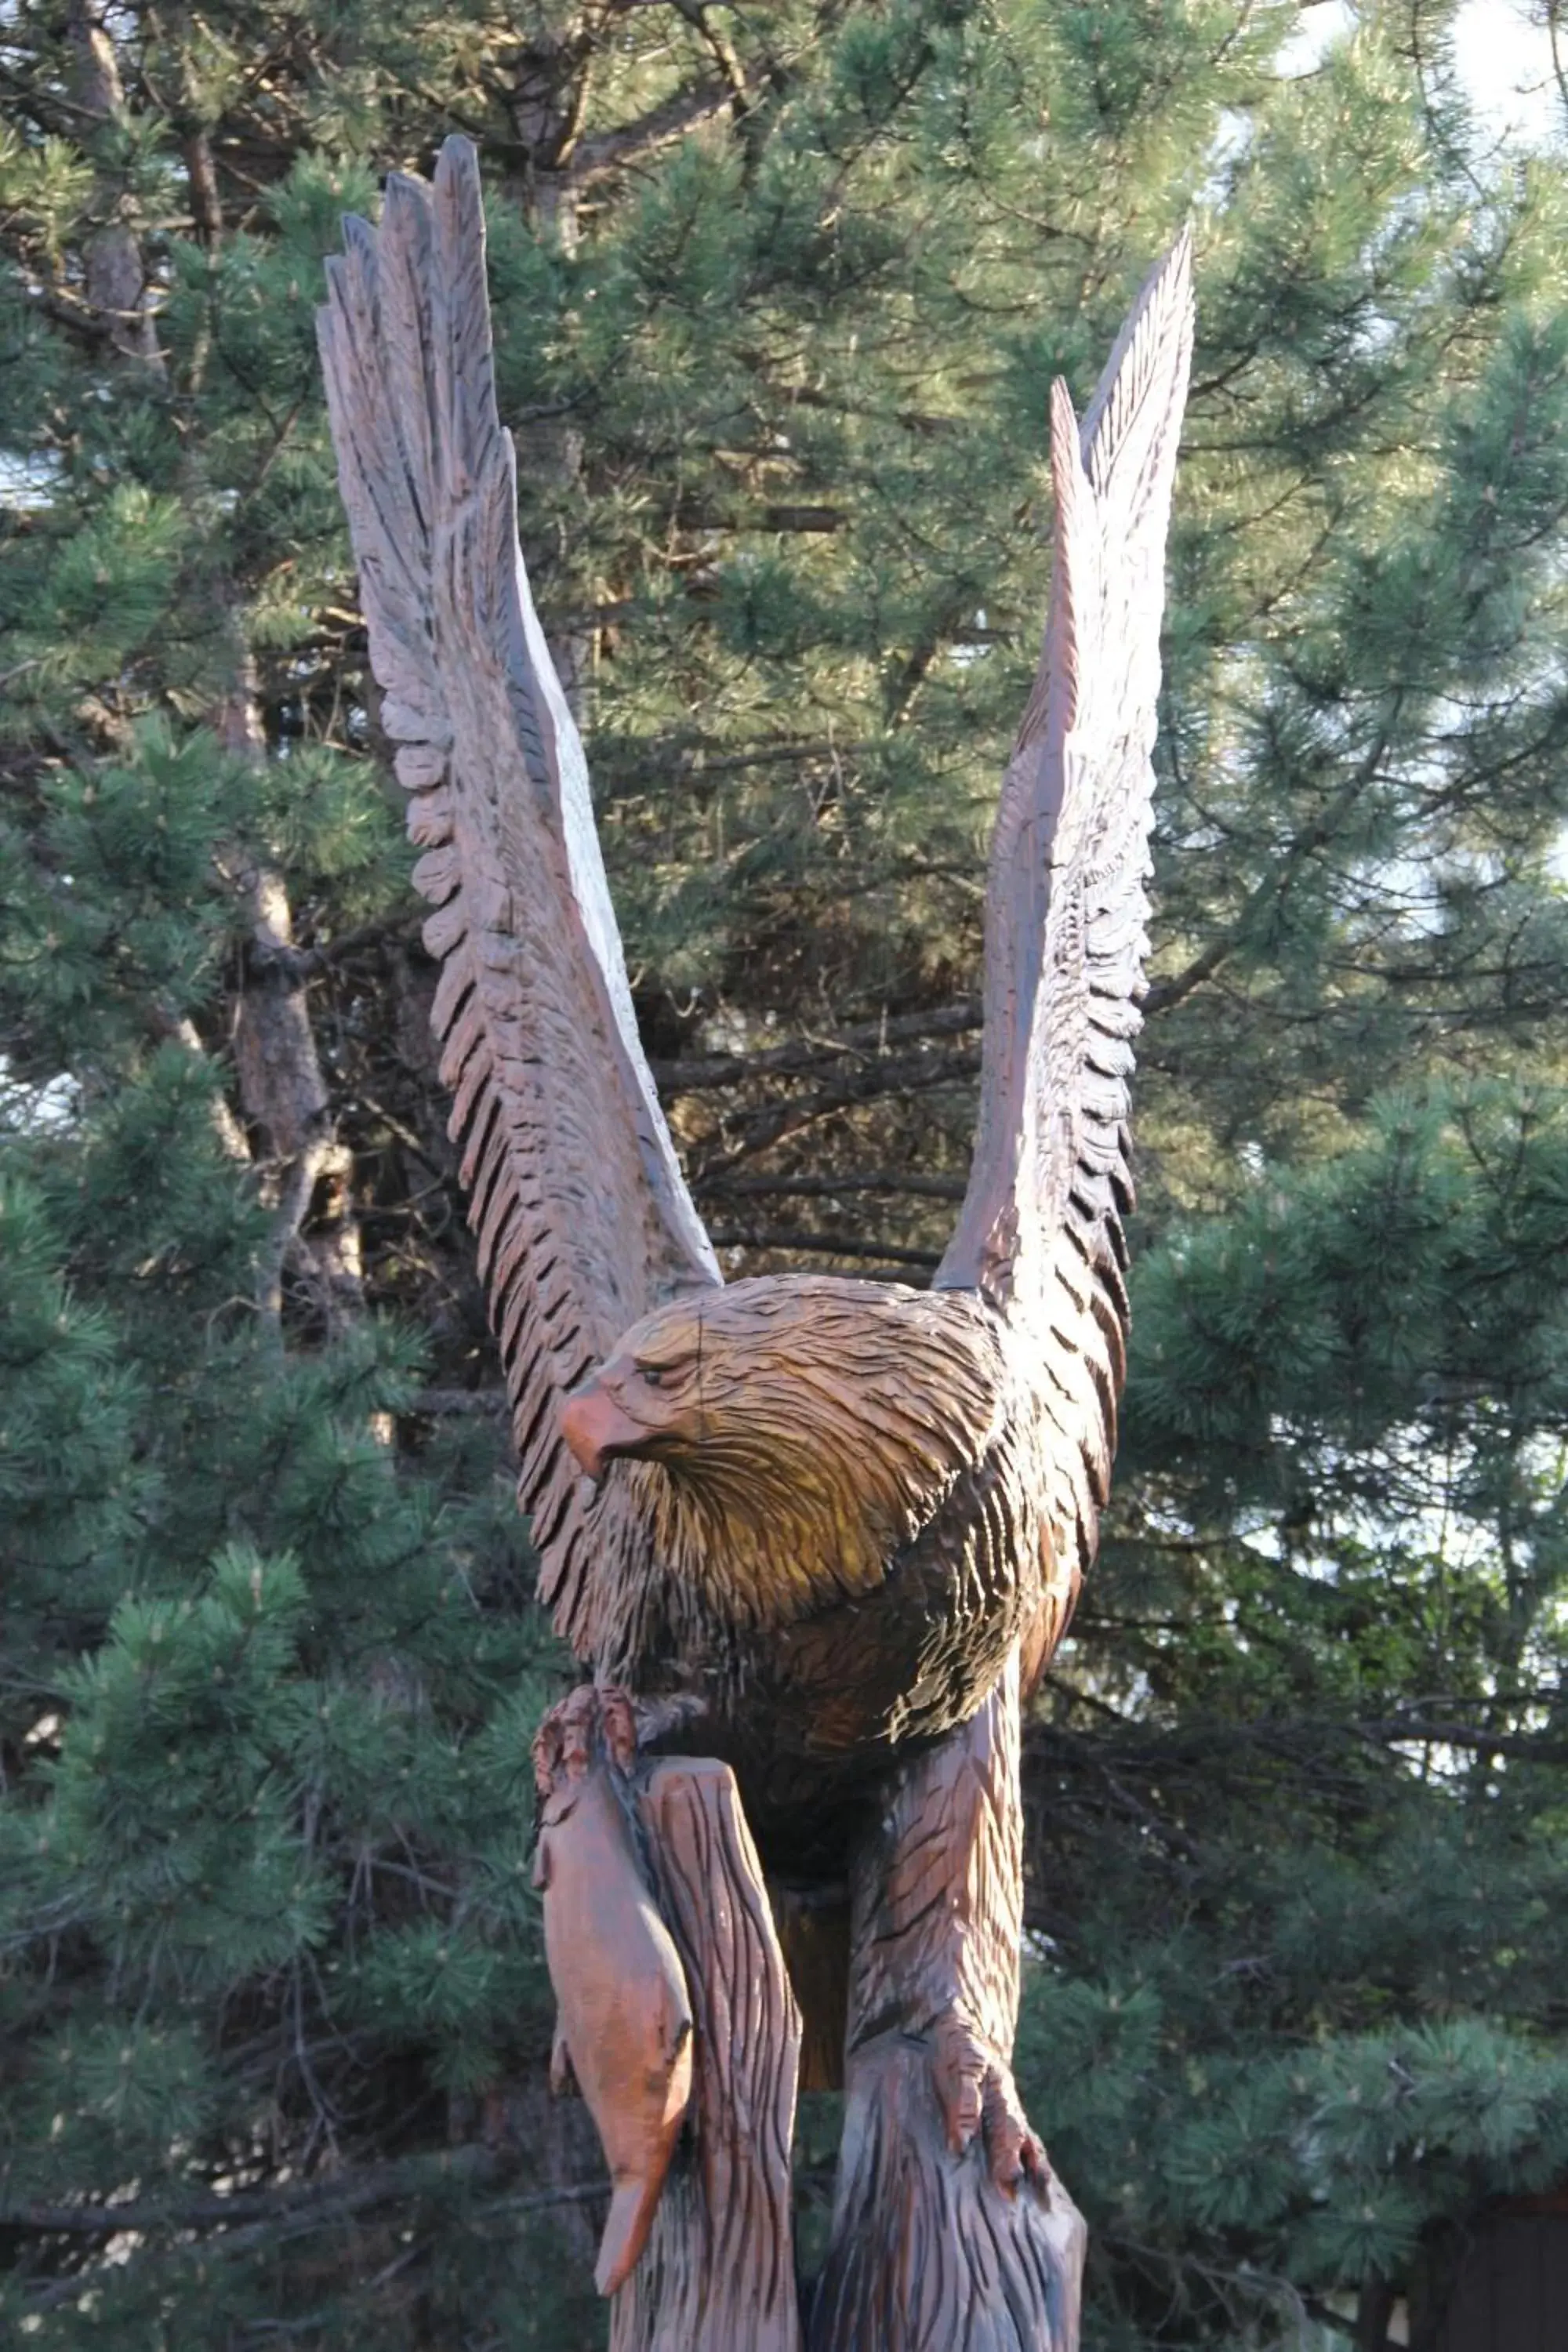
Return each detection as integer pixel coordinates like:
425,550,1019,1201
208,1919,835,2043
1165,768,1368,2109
4,2150,601,2242
707,1225,939,1268
692,1043,981,1178
700,1170,967,1202
650,1000,982,1094
568,77,735,186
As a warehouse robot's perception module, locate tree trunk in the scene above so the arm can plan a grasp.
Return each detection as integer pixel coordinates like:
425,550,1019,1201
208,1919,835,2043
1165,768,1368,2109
217,669,364,1342
67,0,165,370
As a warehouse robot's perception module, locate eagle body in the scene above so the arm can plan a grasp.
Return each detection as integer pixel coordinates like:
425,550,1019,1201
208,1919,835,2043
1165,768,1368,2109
564,1276,1078,1877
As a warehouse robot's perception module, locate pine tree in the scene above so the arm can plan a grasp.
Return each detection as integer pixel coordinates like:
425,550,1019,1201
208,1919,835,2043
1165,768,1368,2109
3,4,1568,2347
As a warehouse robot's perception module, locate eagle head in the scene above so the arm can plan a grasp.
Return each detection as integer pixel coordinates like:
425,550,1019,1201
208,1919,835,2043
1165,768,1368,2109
559,1274,1007,1626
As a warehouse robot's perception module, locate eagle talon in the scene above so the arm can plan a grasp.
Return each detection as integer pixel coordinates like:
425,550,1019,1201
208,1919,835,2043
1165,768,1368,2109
931,2010,1045,2195
532,1682,641,1798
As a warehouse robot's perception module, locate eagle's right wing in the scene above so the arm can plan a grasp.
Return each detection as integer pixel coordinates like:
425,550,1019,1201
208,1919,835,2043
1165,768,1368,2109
937,235,1193,1594
318,139,721,1661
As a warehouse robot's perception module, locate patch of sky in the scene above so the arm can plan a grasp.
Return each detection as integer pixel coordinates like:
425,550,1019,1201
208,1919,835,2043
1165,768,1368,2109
1277,1,1563,151
1198,107,1253,209
0,448,62,510
0,1060,81,1134
1253,1417,1508,1593
949,609,989,670
1451,0,1564,151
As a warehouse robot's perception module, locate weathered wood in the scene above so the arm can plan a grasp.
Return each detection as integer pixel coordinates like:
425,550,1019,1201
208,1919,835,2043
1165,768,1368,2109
612,1759,802,2352
317,135,722,1672
534,1709,800,2349
808,1653,1085,2352
935,227,1195,1624
533,1695,695,2299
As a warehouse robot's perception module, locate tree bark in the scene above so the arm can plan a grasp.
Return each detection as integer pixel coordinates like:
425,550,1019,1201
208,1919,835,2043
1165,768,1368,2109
218,675,364,1341
66,0,165,370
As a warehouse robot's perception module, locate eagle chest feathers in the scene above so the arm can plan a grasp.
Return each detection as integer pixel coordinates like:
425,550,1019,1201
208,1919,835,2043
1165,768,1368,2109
572,1277,1061,1779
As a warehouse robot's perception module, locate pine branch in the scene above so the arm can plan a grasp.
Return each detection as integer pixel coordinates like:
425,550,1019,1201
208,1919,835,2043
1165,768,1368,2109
408,1386,510,1417
1354,1717,1568,1762
667,0,753,110
670,497,847,533
699,1170,967,1201
691,1042,981,1178
568,77,739,185
664,736,843,775
1030,1712,1568,1772
247,909,424,980
1303,2289,1404,2352
11,2164,611,2314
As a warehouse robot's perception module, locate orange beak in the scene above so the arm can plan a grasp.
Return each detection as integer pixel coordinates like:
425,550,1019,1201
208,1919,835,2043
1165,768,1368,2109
559,1377,650,1483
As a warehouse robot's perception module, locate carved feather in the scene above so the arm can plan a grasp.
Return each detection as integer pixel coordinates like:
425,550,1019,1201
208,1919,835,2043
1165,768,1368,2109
317,138,720,1658
937,231,1194,1589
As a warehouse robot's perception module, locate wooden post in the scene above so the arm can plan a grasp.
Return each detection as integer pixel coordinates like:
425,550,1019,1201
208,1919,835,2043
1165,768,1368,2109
535,1701,801,2352
612,1761,802,2352
807,1655,1086,2352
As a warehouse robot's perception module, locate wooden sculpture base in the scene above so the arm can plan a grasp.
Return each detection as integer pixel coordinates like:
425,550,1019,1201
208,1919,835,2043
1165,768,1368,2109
810,2036,1083,2351
536,1656,1083,2351
612,1759,802,2352
808,1657,1085,2349
534,1708,800,2352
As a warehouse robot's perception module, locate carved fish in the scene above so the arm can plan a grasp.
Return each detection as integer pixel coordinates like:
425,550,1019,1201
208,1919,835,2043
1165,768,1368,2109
533,1756,694,2296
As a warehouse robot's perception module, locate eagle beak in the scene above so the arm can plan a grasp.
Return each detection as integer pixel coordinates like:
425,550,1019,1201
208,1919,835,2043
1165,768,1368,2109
560,1378,649,1486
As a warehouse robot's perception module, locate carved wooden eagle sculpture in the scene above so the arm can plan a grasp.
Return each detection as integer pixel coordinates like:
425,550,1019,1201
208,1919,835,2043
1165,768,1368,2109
320,136,1191,2151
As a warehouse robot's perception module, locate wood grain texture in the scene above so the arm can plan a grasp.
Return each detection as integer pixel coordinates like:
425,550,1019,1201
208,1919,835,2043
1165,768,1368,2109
611,1759,802,2352
808,1653,1086,2351
315,137,720,1661
938,234,1194,1616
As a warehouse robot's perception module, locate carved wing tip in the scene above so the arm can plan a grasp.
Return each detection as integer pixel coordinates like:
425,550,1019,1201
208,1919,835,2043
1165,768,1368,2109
316,216,371,358
434,132,482,193
315,252,344,328
339,209,376,265
1080,224,1196,478
1129,222,1196,350
383,169,434,225
940,230,1194,1555
1047,372,1079,449
433,133,487,253
1153,221,1196,370
1163,218,1195,287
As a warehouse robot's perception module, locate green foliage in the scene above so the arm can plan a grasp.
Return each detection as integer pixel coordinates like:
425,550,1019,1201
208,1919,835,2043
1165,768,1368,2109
3,0,1568,2345
0,1112,568,2339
